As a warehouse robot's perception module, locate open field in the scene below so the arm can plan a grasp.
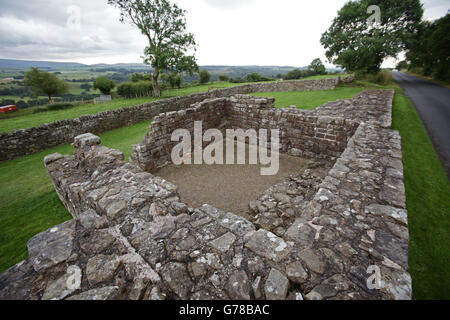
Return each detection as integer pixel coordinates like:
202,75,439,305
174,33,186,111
0,79,448,299
253,86,364,109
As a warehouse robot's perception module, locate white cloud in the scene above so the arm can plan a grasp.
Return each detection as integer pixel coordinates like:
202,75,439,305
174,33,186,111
0,0,448,67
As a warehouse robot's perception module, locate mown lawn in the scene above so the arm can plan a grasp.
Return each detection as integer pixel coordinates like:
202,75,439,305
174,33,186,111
252,86,365,109
391,93,450,300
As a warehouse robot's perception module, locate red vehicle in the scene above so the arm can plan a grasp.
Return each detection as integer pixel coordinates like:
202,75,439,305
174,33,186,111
0,105,18,113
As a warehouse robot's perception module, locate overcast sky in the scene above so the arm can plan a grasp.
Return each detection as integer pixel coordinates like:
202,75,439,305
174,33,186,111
0,0,448,67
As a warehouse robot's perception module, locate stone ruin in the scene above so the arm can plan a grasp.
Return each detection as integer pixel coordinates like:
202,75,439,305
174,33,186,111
0,89,412,300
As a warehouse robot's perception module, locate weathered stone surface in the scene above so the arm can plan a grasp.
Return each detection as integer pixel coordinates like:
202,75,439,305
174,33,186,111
297,248,326,274
161,262,194,299
264,268,289,300
86,254,121,286
365,204,408,225
66,286,120,300
27,220,76,272
244,229,290,262
285,261,308,284
226,270,251,300
80,229,116,254
79,209,109,230
42,272,78,300
209,232,236,253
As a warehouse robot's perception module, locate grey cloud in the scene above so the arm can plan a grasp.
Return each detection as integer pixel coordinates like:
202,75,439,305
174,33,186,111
0,0,146,62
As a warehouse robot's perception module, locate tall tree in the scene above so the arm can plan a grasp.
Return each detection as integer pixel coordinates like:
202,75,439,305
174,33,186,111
308,58,327,75
109,0,198,97
320,0,423,73
24,68,69,102
406,14,450,81
199,70,211,84
93,77,116,95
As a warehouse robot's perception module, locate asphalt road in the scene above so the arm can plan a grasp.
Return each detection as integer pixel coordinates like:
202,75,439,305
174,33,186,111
393,71,450,177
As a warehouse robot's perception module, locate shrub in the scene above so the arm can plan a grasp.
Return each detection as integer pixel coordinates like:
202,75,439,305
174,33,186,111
199,70,211,84
117,81,153,98
229,77,246,83
357,70,393,85
245,73,272,82
218,75,230,82
32,103,75,114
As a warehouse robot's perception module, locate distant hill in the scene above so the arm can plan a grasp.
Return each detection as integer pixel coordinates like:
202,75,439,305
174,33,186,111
0,59,341,77
0,59,86,69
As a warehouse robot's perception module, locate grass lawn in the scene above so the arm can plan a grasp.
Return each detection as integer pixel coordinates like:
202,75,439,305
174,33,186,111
252,86,365,109
0,120,151,273
391,93,450,299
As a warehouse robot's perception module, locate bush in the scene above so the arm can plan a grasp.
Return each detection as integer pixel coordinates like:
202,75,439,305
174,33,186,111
32,103,75,114
229,77,246,83
131,73,152,82
245,73,272,82
117,81,153,98
199,70,211,84
218,75,230,82
357,70,393,85
283,69,312,80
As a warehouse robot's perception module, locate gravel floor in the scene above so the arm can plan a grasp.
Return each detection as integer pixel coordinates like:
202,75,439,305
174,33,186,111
154,139,327,218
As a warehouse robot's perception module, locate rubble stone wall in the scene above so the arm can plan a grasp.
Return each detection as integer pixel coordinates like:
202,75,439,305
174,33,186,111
131,94,360,171
0,77,351,162
0,87,412,301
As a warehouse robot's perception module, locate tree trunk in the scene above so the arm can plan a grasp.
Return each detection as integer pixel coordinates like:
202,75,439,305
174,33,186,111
152,68,161,97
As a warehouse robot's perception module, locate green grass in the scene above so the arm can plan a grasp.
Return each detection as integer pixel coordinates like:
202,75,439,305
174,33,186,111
391,93,450,299
0,120,151,272
252,86,365,109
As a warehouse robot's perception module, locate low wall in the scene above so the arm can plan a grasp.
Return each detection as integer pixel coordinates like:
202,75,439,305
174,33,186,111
130,94,359,172
0,77,353,161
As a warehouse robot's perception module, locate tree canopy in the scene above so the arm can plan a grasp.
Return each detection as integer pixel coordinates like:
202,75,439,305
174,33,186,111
320,0,423,73
24,68,69,102
93,77,116,95
199,70,211,84
108,0,198,97
308,58,326,75
406,14,450,81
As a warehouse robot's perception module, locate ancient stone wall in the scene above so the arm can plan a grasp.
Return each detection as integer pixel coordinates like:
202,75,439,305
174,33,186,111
131,94,360,171
0,77,350,162
0,86,412,301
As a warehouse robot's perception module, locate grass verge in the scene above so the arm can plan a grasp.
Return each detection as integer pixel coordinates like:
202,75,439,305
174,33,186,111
391,93,450,299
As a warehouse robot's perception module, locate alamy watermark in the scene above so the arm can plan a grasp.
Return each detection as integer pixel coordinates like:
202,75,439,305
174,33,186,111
366,265,385,290
66,265,82,290
171,121,280,176
367,5,381,27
